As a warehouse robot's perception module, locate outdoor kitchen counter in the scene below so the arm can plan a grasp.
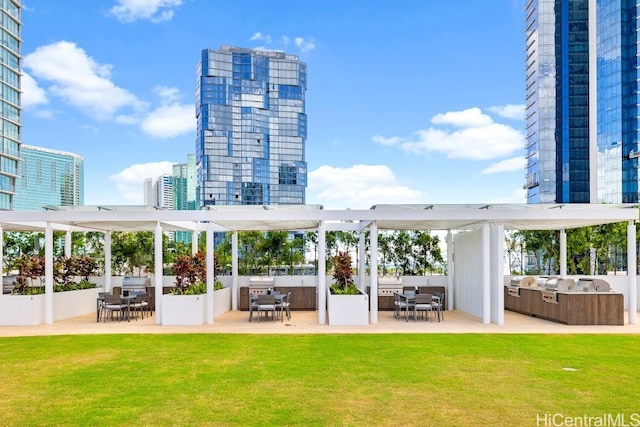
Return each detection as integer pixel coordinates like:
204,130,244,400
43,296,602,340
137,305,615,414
504,286,624,325
239,286,317,311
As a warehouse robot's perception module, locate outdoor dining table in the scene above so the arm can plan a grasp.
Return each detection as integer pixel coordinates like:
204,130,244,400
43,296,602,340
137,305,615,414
249,292,286,322
397,292,442,321
96,294,137,322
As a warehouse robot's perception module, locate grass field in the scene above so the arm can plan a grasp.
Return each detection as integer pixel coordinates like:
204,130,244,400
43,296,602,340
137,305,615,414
0,333,638,426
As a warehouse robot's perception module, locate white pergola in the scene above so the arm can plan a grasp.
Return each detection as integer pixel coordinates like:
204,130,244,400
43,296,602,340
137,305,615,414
0,203,637,326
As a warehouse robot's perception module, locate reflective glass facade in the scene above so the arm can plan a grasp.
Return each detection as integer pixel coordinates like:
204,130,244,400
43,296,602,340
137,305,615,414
525,0,640,203
0,0,20,210
196,46,307,206
13,145,84,211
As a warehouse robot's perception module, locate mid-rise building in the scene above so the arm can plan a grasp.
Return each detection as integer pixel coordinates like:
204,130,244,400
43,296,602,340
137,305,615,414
195,46,308,207
173,154,197,211
0,0,21,210
13,145,84,211
524,0,640,203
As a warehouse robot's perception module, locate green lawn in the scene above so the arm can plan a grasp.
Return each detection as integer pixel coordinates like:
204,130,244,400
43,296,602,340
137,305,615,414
0,334,638,426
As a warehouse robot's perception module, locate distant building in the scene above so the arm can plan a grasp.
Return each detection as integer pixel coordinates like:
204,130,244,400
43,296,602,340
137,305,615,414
525,0,640,203
196,46,308,207
143,174,173,210
173,154,197,243
14,145,84,211
0,1,21,210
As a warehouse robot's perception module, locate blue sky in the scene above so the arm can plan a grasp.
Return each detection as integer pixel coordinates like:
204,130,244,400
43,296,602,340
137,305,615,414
21,0,526,209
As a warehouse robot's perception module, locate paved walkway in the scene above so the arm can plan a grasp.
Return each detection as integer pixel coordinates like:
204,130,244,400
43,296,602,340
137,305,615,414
1,309,639,337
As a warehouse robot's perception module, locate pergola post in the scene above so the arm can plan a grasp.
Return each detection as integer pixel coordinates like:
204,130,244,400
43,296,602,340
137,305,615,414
65,230,72,257
481,223,490,324
0,225,4,298
317,221,326,324
490,224,504,325
104,232,112,293
154,223,163,325
232,231,238,311
628,221,637,324
44,223,54,324
192,230,198,255
369,222,378,324
206,226,214,324
559,229,567,277
358,231,366,292
447,230,453,311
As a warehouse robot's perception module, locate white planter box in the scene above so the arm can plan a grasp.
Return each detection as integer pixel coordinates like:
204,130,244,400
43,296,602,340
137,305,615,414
0,294,44,325
162,294,206,325
327,288,369,326
213,287,231,318
53,288,101,321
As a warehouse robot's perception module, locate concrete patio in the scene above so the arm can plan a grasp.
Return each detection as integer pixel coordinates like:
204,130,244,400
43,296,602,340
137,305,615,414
2,309,639,337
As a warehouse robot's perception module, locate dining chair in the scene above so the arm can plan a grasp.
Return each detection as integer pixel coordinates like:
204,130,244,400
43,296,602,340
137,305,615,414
413,293,433,321
97,292,110,322
432,292,445,321
248,292,259,322
103,294,125,321
256,294,276,322
279,292,292,321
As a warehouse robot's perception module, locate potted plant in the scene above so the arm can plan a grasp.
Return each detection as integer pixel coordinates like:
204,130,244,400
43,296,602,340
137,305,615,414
163,251,227,325
327,251,369,325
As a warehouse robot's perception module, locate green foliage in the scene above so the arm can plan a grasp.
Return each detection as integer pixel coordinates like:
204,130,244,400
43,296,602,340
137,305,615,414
171,251,208,295
330,251,360,294
10,254,97,294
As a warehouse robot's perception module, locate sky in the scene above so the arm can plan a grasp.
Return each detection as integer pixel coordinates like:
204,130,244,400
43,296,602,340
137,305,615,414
20,0,526,209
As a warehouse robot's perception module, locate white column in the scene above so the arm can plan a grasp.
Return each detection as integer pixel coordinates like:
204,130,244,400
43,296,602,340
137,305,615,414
0,226,4,298
559,229,567,277
369,222,378,324
104,232,112,293
65,230,72,257
317,221,326,324
154,223,163,325
447,230,454,311
628,221,637,324
358,231,366,291
481,223,490,324
490,224,504,325
45,224,54,324
192,231,198,255
206,226,214,324
232,231,238,311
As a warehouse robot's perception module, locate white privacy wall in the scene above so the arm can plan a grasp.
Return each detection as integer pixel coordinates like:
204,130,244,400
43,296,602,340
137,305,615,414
453,229,484,319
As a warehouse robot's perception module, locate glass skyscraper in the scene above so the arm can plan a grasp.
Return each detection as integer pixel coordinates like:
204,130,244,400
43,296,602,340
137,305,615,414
525,0,640,203
13,145,84,211
0,0,20,210
195,46,307,207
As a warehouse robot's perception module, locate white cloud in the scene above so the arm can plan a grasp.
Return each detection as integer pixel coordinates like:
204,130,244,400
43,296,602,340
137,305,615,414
23,41,146,121
250,32,316,54
138,85,195,138
141,103,195,138
109,0,183,23
294,37,316,53
109,161,174,204
250,32,272,44
308,164,423,209
21,72,48,108
489,104,526,120
481,156,526,174
375,107,525,161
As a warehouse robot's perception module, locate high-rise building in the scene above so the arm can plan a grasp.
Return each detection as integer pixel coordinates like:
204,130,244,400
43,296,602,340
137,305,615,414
143,174,173,209
13,145,84,211
0,0,21,210
196,46,308,207
524,0,639,203
173,154,197,211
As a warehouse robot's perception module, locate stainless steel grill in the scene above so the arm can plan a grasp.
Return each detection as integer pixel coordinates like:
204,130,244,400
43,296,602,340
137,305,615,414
122,276,149,293
377,277,402,296
248,276,275,295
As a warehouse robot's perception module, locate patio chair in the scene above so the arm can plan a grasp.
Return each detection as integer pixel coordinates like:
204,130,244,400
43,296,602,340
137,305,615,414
103,294,125,321
413,293,433,321
278,292,291,321
248,292,259,322
394,292,412,321
97,292,110,322
432,292,445,321
256,294,276,322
